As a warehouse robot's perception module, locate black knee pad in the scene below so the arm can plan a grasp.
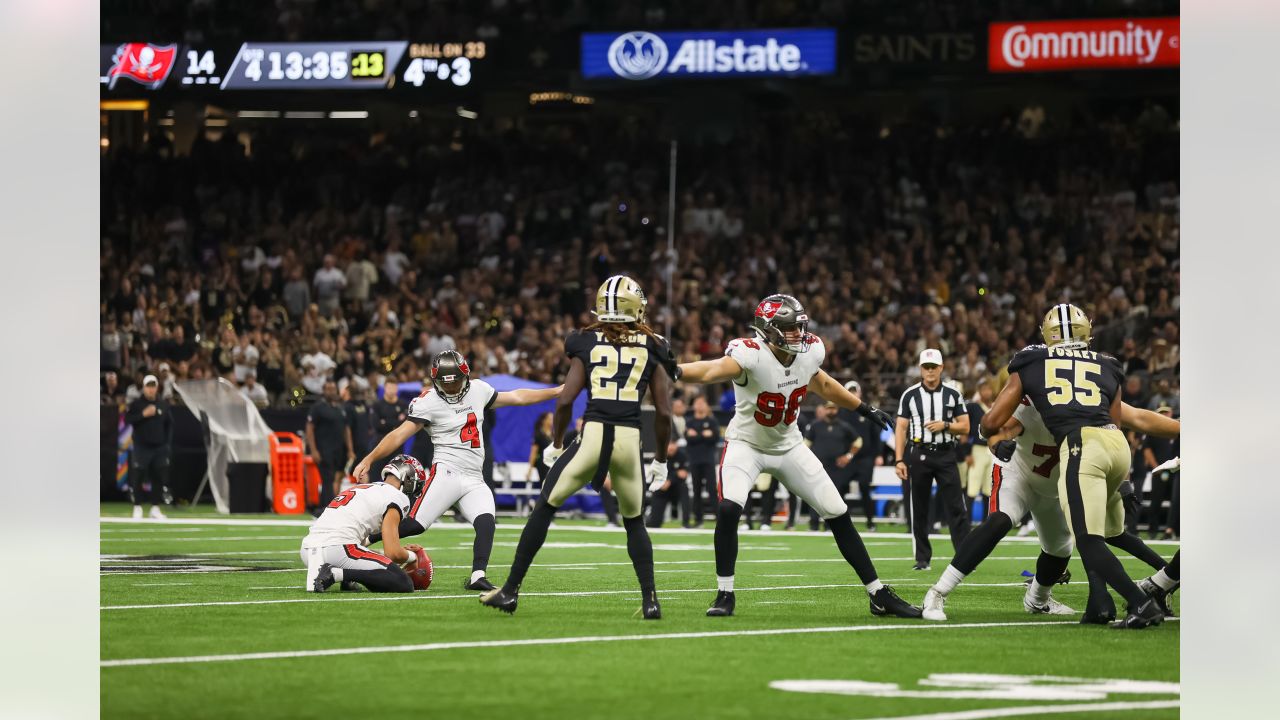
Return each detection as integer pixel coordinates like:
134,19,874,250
717,499,743,525
399,517,426,539
983,511,1014,536
472,513,495,531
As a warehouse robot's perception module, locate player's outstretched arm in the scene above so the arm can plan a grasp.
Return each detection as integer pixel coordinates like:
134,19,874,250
492,385,564,409
551,358,587,449
981,373,1023,438
809,369,894,430
1119,402,1180,438
677,356,743,384
353,420,423,481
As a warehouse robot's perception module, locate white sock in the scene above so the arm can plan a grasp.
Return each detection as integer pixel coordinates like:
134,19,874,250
332,568,344,582
1152,568,1176,591
471,570,486,583
865,579,884,595
717,575,735,592
1028,578,1051,605
934,565,967,596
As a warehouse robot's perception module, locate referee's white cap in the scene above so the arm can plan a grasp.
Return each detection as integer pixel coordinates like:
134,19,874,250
919,348,943,366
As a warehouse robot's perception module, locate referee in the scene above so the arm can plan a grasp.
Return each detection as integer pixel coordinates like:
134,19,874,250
894,349,971,570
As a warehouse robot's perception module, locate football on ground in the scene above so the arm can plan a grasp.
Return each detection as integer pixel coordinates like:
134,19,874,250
408,547,433,590
100,504,1179,719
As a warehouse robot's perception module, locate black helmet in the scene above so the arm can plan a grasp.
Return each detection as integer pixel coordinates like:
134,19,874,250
430,350,472,403
382,454,427,497
750,294,810,354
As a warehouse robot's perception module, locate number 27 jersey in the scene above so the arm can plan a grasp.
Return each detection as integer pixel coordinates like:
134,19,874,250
724,335,825,454
406,378,497,476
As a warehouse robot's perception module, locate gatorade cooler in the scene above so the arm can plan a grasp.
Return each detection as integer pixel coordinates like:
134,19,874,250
268,432,306,514
303,455,321,508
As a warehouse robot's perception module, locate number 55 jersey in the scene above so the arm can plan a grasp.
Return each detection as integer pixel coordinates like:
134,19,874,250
723,335,825,454
1007,344,1124,444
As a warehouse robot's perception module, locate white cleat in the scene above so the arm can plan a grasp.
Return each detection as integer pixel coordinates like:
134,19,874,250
922,587,948,621
759,524,772,532
131,505,144,519
149,506,168,520
1024,591,1075,615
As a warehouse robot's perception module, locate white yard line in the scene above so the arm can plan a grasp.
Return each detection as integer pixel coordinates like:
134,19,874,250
103,581,1044,610
133,583,194,587
100,619,1088,668
854,700,1180,720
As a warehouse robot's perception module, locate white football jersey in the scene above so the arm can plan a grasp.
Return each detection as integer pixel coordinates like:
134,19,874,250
723,335,826,454
995,398,1061,496
406,378,497,476
301,482,410,549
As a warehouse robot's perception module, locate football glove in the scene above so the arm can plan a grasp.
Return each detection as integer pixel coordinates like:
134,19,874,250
1151,456,1180,474
856,403,893,432
645,459,669,493
542,445,565,467
1118,480,1140,520
992,439,1017,463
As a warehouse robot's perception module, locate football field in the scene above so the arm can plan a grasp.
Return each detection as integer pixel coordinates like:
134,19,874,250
100,504,1179,719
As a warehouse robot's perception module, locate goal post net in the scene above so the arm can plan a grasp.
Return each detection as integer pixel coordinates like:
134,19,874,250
173,378,272,514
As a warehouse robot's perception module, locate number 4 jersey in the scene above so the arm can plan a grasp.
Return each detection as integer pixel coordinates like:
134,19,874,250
406,378,497,475
724,335,825,454
1008,344,1124,444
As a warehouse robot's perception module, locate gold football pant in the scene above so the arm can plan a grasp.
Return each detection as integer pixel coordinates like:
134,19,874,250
1058,426,1131,539
545,421,644,519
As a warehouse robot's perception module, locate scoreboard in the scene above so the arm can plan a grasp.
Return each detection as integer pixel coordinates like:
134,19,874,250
100,40,488,92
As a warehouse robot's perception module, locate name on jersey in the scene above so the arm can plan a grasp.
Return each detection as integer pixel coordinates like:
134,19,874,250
1048,347,1100,360
777,378,800,389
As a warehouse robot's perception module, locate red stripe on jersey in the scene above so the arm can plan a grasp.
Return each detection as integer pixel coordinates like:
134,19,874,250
343,544,392,566
408,464,438,519
990,465,1002,514
716,442,728,502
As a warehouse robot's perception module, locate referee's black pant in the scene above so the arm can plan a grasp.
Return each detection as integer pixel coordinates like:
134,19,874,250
906,446,971,565
129,445,169,506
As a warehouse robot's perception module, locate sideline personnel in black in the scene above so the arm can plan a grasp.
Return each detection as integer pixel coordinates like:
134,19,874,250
126,374,171,519
647,438,691,528
800,401,859,531
684,396,720,527
840,380,883,531
895,349,971,570
370,379,408,484
306,379,353,516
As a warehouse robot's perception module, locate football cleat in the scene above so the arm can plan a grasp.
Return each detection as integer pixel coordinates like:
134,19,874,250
480,587,519,615
641,591,662,620
465,575,497,592
131,505,144,519
1024,592,1075,615
1079,593,1117,625
912,562,931,571
1111,597,1165,630
149,506,167,520
922,588,948,622
339,579,361,592
706,590,736,617
870,586,924,618
309,563,336,593
1138,577,1178,618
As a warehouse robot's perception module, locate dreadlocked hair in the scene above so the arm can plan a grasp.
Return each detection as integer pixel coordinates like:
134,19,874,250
584,321,661,346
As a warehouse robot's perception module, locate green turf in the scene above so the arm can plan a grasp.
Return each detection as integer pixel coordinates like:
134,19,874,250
100,507,1179,719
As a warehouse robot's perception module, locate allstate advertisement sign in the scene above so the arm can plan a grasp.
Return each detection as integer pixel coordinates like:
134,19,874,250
581,28,837,80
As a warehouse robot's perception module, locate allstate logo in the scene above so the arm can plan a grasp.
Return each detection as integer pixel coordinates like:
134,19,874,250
607,31,668,80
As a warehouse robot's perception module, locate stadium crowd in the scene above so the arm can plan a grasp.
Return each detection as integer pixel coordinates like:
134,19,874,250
100,105,1179,422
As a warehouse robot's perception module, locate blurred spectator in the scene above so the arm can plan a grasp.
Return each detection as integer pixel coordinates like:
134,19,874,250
240,371,270,408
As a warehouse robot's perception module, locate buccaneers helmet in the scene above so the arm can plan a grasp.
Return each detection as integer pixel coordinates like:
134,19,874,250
1040,303,1092,350
750,294,810,354
431,350,472,403
593,275,647,324
382,454,427,497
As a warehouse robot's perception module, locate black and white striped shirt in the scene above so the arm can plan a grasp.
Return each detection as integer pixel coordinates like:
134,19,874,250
897,381,964,444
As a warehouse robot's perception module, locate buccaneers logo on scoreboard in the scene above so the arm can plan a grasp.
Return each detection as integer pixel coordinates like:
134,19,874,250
108,43,178,89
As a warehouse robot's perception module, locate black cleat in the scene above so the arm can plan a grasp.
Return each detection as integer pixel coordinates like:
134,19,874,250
642,591,662,620
1080,593,1118,625
339,579,361,592
465,575,497,592
706,590,735,617
311,563,336,593
480,587,519,614
1138,577,1178,618
870,585,924,618
912,562,931,571
1111,597,1166,630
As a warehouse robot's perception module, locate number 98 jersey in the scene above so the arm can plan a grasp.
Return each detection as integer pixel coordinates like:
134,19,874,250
406,378,497,475
724,335,825,454
567,329,674,429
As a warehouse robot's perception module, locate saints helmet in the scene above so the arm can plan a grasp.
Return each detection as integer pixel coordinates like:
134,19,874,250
1041,303,1092,350
593,275,647,324
382,454,427,497
750,294,810,354
430,350,472,403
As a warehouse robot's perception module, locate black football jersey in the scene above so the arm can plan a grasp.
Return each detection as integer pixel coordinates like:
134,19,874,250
565,329,674,428
1008,344,1125,443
